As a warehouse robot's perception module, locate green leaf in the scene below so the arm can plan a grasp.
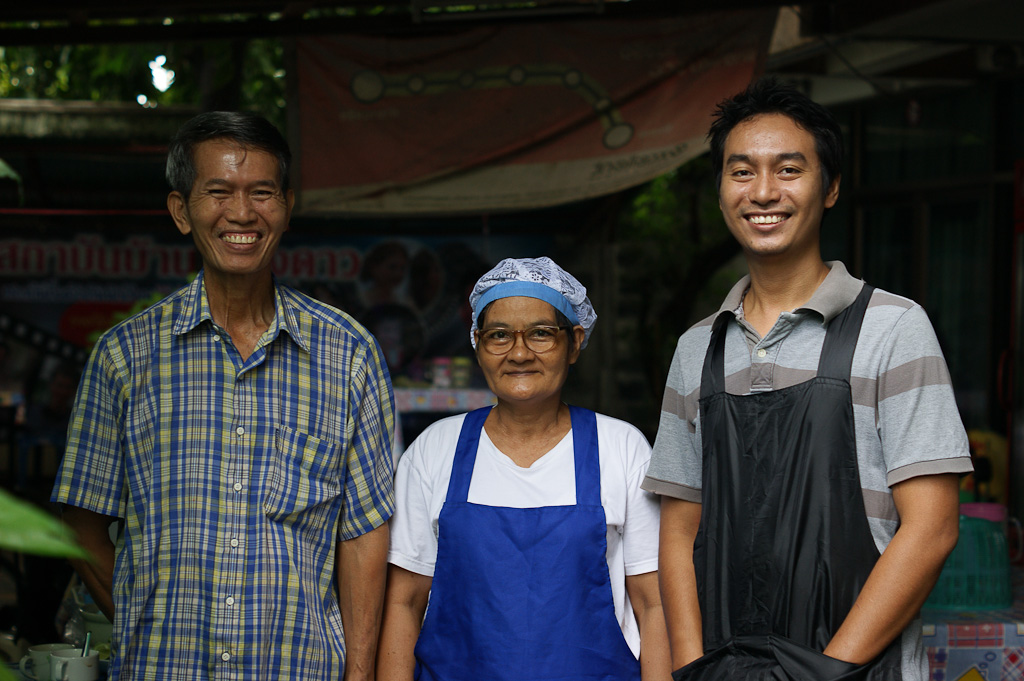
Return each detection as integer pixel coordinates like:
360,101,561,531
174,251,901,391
0,489,90,560
0,157,21,184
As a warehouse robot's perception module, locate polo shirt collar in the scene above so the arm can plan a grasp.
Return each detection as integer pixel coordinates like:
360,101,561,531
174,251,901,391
172,270,311,353
797,261,864,324
713,260,865,326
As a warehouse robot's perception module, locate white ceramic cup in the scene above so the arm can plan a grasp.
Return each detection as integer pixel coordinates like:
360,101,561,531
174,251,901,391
18,644,75,680
49,649,100,681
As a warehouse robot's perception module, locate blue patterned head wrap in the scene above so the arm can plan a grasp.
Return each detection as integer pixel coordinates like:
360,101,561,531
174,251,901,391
469,256,597,349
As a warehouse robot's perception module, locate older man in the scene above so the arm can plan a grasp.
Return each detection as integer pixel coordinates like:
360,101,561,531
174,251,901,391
53,111,395,681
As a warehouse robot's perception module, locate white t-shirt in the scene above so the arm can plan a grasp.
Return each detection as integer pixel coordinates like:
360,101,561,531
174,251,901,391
389,410,661,657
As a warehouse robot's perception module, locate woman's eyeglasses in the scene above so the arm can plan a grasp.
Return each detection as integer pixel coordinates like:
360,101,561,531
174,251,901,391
477,325,571,355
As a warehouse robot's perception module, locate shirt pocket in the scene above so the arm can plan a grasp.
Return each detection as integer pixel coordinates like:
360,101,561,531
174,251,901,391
263,425,343,529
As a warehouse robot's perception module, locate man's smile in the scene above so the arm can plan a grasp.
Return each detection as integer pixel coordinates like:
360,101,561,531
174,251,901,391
221,233,260,245
747,214,786,225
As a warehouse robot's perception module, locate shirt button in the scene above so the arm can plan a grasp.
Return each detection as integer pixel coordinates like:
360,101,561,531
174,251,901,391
230,538,239,548
236,426,245,436
213,335,221,342
756,348,767,358
225,597,235,606
233,482,243,492
221,652,231,662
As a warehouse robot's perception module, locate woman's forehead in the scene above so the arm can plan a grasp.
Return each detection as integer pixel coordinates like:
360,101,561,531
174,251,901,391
484,296,558,321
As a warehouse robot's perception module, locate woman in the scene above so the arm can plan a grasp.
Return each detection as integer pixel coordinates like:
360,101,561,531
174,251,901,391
378,257,669,681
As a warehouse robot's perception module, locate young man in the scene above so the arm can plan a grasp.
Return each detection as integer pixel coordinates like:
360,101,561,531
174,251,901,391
53,112,395,681
642,78,973,680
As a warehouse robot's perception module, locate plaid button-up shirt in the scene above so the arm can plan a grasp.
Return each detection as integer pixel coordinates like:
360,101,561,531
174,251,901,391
53,272,395,680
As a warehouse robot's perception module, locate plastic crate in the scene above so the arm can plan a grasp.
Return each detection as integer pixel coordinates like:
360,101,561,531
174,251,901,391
923,511,1012,610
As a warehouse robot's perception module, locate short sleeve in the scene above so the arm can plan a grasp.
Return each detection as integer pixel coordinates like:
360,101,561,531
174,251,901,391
622,434,660,576
338,337,396,540
875,305,972,485
386,415,465,576
387,448,439,576
51,337,127,517
643,334,704,501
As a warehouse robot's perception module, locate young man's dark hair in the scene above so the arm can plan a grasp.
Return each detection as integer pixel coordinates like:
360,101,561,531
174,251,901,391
165,111,292,198
707,77,844,192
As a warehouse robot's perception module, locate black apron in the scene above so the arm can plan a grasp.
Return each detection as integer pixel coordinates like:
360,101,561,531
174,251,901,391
674,284,903,681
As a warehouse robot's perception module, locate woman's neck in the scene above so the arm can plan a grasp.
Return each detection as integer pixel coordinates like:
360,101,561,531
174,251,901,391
484,400,572,468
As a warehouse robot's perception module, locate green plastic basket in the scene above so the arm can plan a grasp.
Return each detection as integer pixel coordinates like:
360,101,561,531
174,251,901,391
923,513,1012,610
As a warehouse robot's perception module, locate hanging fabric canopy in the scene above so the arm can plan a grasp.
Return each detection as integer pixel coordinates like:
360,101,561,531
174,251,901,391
294,8,776,215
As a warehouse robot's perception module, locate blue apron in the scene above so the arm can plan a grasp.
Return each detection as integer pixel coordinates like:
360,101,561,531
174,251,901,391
413,405,642,681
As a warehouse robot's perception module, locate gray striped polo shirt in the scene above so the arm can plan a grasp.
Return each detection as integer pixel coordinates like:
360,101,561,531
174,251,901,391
643,261,972,681
643,260,972,551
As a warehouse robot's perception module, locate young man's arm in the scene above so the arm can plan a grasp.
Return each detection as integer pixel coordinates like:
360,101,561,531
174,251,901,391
338,522,390,681
823,473,960,663
658,496,705,670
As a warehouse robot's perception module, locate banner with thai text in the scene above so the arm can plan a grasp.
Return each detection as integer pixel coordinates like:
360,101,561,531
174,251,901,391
293,10,775,215
0,227,546,388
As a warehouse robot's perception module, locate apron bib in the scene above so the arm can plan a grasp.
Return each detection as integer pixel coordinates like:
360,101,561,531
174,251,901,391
414,405,641,681
676,284,903,681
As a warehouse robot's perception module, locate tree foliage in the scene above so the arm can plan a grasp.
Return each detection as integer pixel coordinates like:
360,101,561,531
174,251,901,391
0,38,287,129
618,155,744,399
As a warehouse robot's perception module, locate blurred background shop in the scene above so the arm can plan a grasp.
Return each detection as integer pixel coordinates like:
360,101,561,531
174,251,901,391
0,1,1023,676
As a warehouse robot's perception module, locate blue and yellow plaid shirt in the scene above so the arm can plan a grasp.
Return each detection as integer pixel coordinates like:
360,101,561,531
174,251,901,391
52,271,395,680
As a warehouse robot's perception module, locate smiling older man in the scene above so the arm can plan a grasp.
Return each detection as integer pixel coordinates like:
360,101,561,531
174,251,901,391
53,111,395,681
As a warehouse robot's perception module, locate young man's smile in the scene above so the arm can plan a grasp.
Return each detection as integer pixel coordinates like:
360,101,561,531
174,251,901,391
719,113,838,261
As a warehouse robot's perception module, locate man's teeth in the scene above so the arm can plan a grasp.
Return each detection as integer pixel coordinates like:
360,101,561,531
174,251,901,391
749,215,784,225
222,234,257,244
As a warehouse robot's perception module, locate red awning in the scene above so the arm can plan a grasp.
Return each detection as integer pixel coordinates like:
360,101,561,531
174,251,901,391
294,8,775,215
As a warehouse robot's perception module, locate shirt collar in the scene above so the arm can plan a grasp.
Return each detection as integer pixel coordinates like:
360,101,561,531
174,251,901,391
171,270,310,352
797,261,864,323
713,260,864,326
171,272,209,336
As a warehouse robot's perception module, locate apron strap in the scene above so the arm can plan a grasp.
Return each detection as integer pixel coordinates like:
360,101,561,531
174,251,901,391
445,405,601,507
445,406,492,504
701,285,875,396
568,405,601,507
816,284,874,381
700,315,730,400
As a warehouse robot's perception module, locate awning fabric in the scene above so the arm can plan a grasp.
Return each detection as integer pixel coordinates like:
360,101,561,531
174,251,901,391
294,9,775,215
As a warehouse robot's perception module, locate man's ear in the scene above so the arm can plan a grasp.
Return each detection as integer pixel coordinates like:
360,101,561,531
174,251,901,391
825,174,841,209
167,192,192,236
